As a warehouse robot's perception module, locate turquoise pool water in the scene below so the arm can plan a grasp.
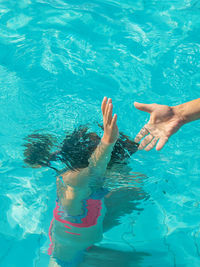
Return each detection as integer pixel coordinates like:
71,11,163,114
0,0,200,266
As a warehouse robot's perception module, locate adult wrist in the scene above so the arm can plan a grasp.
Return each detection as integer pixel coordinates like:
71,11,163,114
171,104,188,125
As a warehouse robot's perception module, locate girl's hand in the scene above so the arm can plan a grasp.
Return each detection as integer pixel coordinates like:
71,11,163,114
101,97,119,145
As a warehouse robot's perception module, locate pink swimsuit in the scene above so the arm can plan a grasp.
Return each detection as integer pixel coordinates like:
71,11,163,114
48,188,108,256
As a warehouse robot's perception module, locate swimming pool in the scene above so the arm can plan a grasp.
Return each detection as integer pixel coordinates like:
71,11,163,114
0,0,200,266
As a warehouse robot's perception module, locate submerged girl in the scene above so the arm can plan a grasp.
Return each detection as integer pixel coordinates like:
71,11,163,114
23,97,140,267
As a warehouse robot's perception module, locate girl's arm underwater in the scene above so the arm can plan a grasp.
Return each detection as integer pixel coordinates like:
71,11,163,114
61,97,119,187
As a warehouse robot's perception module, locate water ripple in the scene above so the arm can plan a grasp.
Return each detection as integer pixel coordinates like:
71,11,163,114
0,0,200,265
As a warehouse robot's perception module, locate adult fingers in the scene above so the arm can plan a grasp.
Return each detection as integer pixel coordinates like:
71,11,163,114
138,134,154,150
144,137,158,151
134,102,155,113
134,126,149,143
101,96,107,115
156,137,168,151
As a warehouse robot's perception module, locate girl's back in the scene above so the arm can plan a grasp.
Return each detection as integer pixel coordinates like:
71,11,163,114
49,173,107,262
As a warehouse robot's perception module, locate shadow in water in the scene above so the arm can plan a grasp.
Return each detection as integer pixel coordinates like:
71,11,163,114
103,186,148,232
81,245,150,267
79,185,150,267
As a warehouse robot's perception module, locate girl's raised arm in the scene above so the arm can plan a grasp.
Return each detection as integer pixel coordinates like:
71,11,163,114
62,97,119,187
87,97,119,176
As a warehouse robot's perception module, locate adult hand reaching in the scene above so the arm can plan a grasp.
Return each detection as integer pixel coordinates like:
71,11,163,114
134,98,200,151
134,103,183,151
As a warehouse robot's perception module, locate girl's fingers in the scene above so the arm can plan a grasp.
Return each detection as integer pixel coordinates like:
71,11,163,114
105,98,112,117
107,103,113,125
111,114,117,128
101,97,107,115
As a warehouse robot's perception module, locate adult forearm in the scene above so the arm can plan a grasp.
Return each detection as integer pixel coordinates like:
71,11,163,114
172,98,200,125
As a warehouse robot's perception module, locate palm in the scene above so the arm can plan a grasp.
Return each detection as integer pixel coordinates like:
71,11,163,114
101,97,119,144
149,105,181,135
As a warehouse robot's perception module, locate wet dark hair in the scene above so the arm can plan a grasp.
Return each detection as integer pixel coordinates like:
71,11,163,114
97,124,138,168
23,126,138,172
58,126,101,170
109,132,138,167
23,133,56,169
